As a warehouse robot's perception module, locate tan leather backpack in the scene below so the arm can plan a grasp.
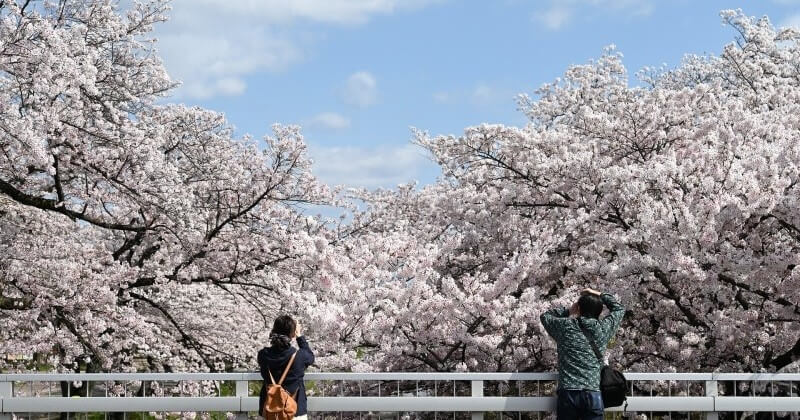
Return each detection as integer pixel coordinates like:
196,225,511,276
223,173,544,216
262,351,298,420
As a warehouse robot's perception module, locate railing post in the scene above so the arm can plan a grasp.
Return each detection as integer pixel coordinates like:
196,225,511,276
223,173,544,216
471,380,483,420
236,377,249,420
705,379,718,420
0,376,11,420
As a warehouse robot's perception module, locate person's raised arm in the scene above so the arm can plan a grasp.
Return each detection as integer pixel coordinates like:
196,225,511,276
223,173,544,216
599,292,625,340
295,322,315,367
540,305,570,341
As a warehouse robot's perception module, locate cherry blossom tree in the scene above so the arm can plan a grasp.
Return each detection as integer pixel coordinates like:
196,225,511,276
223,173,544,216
0,0,332,374
2,0,799,380
329,10,800,374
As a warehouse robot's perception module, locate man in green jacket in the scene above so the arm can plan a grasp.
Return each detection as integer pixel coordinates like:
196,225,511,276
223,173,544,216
540,288,625,419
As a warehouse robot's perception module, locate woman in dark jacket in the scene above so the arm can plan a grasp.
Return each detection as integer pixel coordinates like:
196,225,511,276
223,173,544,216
257,315,315,419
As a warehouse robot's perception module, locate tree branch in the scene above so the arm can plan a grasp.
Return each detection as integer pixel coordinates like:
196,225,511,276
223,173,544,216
0,178,148,232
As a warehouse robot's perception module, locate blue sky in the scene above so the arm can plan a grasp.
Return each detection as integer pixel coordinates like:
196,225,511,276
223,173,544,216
154,0,800,189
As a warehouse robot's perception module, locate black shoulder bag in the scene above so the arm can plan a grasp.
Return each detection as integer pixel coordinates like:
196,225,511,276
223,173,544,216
578,320,628,409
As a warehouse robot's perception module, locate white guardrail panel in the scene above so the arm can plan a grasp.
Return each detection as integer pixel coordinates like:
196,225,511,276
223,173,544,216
305,372,560,380
0,372,799,415
0,396,728,414
4,397,242,412
715,397,800,412
4,373,247,381
0,373,9,420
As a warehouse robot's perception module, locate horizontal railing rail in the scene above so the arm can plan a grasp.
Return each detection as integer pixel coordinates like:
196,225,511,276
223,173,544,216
0,372,798,419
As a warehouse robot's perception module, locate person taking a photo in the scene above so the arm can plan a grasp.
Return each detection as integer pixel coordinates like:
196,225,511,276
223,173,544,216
258,314,315,420
540,287,625,419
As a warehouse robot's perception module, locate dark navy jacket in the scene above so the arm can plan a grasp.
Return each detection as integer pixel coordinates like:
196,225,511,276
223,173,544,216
257,336,315,416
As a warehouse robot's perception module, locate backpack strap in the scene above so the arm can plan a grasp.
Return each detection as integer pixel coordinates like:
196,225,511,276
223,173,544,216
267,350,298,385
278,351,297,385
577,319,604,363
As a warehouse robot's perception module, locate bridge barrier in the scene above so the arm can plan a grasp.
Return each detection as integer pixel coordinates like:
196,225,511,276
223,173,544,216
1,372,798,419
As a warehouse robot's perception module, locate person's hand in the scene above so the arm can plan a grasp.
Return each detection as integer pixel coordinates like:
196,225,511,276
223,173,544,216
295,322,302,338
568,302,580,318
581,288,602,297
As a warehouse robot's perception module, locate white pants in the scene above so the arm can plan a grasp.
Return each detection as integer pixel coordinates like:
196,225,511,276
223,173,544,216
294,416,308,420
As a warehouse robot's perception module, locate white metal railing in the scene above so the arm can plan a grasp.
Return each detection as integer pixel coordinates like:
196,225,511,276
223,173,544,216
0,372,798,419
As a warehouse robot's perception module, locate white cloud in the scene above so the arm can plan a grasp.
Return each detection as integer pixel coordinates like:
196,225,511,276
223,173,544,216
183,0,444,25
432,91,451,103
308,112,351,130
432,84,509,106
340,71,378,107
215,77,247,96
781,14,800,29
532,0,654,31
156,13,302,99
587,0,654,15
309,144,436,188
533,6,572,31
177,76,248,99
472,84,495,102
155,0,441,100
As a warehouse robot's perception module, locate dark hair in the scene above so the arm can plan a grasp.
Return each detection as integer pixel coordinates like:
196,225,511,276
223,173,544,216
578,295,603,319
269,314,296,349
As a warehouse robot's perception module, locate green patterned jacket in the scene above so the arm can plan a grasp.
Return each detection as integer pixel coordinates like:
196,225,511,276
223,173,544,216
540,293,625,391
